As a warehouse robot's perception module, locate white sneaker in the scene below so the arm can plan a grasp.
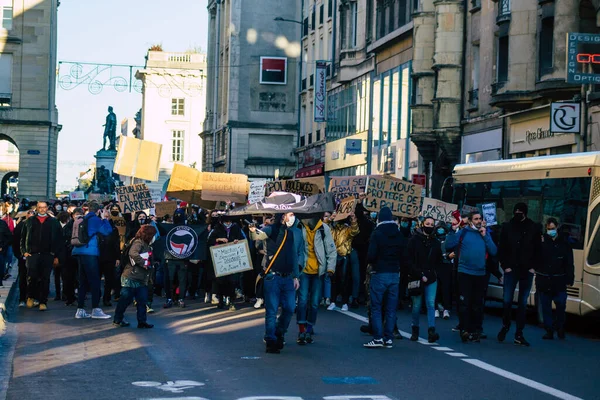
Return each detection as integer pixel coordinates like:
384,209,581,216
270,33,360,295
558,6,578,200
75,308,91,319
211,294,219,305
235,289,243,299
327,302,337,311
91,308,111,319
325,298,331,306
33,300,40,307
341,304,349,312
18,301,26,307
319,298,325,307
225,296,231,306
443,310,450,320
204,293,210,303
254,298,263,309
435,310,440,318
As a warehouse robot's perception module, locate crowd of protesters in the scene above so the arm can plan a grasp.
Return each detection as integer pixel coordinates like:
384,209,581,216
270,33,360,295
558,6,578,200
0,194,574,353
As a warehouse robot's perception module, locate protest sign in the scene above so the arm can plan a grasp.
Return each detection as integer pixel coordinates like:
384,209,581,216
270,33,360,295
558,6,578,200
461,204,480,216
166,164,215,207
200,172,248,203
248,180,267,204
334,197,357,221
481,203,498,226
70,191,85,201
113,136,162,181
265,177,325,197
422,198,458,223
115,184,154,214
328,176,367,201
154,201,178,218
88,193,113,203
210,239,254,278
110,215,127,249
364,176,422,218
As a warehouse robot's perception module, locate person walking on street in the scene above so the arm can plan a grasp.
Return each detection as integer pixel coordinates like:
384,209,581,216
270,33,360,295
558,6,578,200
98,216,121,307
363,207,407,349
497,203,542,347
537,218,574,340
13,210,34,306
327,214,360,311
72,203,114,320
446,211,497,343
20,202,61,311
435,223,453,320
407,217,443,343
61,208,81,306
113,225,157,329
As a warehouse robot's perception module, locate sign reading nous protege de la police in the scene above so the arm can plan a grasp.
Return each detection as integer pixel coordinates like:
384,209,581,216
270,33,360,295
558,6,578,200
551,103,581,134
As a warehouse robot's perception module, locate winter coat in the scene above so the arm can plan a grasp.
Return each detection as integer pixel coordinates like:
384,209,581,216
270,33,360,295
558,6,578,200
499,217,542,277
366,221,407,274
300,221,336,276
536,234,574,293
20,215,62,256
122,238,153,285
0,219,12,254
329,218,359,257
445,226,497,277
98,219,121,264
71,213,114,257
406,229,443,284
352,203,374,250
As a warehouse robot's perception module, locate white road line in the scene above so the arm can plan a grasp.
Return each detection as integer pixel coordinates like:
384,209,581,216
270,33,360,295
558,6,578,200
463,359,584,400
338,309,584,400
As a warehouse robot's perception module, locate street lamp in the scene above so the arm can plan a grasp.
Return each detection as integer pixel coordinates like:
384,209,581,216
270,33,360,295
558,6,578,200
273,17,303,25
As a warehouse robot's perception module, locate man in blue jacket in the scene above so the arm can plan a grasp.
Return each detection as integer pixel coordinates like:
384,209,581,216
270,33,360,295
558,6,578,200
446,211,497,342
72,202,114,320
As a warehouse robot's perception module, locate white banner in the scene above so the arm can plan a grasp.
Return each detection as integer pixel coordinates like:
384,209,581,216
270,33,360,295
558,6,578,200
248,180,267,204
314,61,327,122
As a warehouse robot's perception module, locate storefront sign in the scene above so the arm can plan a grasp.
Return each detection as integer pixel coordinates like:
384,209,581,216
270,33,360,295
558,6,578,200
325,131,368,172
566,33,600,84
551,102,580,133
345,139,362,155
314,61,327,122
509,111,577,154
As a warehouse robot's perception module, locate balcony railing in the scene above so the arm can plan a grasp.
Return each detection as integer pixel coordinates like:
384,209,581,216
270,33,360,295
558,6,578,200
497,0,511,23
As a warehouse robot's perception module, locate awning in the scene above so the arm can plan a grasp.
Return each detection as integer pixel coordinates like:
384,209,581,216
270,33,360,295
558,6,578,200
295,163,325,178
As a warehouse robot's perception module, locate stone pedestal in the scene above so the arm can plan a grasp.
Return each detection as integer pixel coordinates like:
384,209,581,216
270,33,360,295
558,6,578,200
94,149,117,174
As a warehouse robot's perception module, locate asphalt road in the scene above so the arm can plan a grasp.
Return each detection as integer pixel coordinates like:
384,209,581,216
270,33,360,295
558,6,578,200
2,291,599,400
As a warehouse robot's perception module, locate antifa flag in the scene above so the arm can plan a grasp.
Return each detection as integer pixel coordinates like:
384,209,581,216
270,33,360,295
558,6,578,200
156,223,209,261
226,193,335,216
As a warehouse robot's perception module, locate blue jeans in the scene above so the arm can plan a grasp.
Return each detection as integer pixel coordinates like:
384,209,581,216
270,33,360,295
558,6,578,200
323,274,331,299
263,273,296,342
114,285,149,323
412,280,438,328
297,273,322,326
369,272,399,341
540,290,567,332
502,271,534,334
77,255,101,309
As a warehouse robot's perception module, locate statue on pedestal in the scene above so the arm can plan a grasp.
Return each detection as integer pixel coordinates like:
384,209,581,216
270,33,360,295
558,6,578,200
102,106,117,151
92,165,116,194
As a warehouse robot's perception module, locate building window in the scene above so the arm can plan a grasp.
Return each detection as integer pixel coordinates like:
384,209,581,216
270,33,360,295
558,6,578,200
0,53,12,107
1,1,12,31
319,3,324,25
308,132,313,144
539,17,554,76
350,2,357,48
375,0,410,40
303,17,309,36
311,5,316,29
171,130,184,162
316,129,321,141
497,36,509,84
340,5,347,49
366,0,374,43
171,98,185,116
328,0,333,18
470,44,480,109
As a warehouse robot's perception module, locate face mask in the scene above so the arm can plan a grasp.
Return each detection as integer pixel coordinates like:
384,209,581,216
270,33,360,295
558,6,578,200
285,215,296,227
514,212,525,221
423,226,434,235
56,206,62,211
370,212,377,219
437,228,446,235
138,219,146,225
411,221,417,229
547,229,557,238
111,211,119,217
401,222,409,229
38,212,47,217
224,222,232,229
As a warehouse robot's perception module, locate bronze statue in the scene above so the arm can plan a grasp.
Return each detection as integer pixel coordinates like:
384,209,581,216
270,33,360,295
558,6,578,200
102,106,117,151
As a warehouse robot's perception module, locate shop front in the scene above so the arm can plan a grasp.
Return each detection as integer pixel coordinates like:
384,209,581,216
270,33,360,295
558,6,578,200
325,131,368,176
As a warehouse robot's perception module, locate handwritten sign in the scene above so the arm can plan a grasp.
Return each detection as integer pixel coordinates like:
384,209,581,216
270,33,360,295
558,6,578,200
70,191,85,201
422,198,458,223
364,176,422,218
154,201,177,218
248,180,267,204
110,215,127,249
334,197,357,221
265,177,325,197
115,184,154,214
210,240,254,278
314,61,327,122
461,204,480,216
328,176,367,201
200,172,248,203
481,203,498,226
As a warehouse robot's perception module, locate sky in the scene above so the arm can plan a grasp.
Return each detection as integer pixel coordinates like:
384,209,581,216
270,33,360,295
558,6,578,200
55,0,208,192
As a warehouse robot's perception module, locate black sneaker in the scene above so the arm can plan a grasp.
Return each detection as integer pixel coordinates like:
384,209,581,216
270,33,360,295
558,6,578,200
452,324,461,332
266,341,280,354
137,322,154,329
514,334,530,347
305,332,314,344
276,334,285,350
363,339,384,348
497,326,510,342
542,329,554,340
469,333,481,343
383,339,393,348
350,299,359,309
113,320,130,328
557,329,566,340
297,332,307,345
460,331,470,343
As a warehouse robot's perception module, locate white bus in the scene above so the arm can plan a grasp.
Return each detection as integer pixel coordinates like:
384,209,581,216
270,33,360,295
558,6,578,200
452,152,600,318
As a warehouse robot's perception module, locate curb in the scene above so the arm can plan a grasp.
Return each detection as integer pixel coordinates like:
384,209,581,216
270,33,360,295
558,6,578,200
0,273,18,326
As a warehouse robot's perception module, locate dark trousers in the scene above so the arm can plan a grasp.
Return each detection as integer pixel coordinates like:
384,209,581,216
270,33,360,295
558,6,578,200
100,260,117,303
458,272,487,334
502,271,534,334
333,251,360,304
540,290,567,332
435,264,453,311
18,258,27,302
62,256,78,304
114,285,148,323
187,262,201,298
77,255,101,309
53,264,62,299
26,253,53,304
165,260,187,300
242,269,257,299
147,266,156,304
215,274,236,302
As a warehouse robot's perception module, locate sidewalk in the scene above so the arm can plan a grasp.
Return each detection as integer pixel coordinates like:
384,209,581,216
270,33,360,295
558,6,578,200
0,260,19,400
0,261,19,327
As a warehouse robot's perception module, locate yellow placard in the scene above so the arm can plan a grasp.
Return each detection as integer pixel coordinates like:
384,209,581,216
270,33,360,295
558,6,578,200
113,136,162,181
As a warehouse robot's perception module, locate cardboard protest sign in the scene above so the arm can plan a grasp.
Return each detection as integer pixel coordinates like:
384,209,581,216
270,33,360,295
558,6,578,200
110,215,127,249
115,184,154,214
461,204,479,216
88,193,113,203
154,201,178,218
210,239,254,278
364,176,422,218
248,180,267,204
328,176,367,201
113,136,162,181
481,203,498,226
422,198,458,223
70,191,85,201
200,172,248,203
334,197,357,221
166,164,216,207
265,176,325,197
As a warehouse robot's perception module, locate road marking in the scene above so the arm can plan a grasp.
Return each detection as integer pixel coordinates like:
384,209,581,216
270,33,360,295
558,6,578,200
338,309,584,400
432,346,453,351
241,356,261,360
132,381,205,394
321,377,378,385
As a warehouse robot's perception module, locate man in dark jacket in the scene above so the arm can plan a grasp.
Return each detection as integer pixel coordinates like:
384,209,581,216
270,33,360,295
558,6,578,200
364,207,407,349
61,208,82,306
537,218,574,340
13,211,33,306
20,201,62,310
352,199,375,303
497,203,542,347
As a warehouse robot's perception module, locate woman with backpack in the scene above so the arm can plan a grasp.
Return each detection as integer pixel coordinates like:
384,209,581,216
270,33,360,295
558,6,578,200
113,225,157,329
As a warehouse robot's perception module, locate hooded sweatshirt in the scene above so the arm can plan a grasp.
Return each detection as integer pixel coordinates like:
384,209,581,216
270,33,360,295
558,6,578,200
366,207,407,274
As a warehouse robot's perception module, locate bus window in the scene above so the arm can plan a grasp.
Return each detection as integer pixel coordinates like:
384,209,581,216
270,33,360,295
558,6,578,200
588,203,600,265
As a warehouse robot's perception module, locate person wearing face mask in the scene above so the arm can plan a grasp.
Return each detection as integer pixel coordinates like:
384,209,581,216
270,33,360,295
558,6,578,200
126,211,148,242
162,209,191,309
536,218,574,340
497,203,542,347
406,217,443,343
435,223,453,320
61,208,83,306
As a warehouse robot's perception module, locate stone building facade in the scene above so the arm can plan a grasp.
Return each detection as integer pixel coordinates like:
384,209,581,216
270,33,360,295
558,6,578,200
202,0,300,179
0,0,60,199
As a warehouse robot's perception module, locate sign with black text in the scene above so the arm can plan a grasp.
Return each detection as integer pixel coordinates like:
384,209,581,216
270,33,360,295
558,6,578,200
364,176,422,218
422,198,458,223
334,197,357,221
328,176,367,201
314,61,327,122
210,240,254,278
115,184,154,214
